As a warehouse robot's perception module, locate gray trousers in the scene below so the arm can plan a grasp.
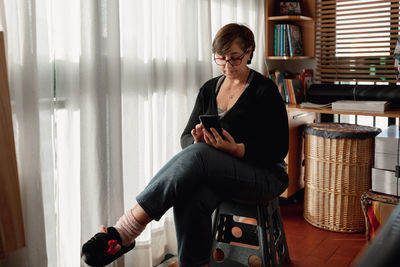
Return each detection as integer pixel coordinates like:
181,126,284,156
136,142,288,267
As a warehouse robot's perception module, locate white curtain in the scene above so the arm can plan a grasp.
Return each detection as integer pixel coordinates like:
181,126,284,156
0,0,53,266
0,0,266,266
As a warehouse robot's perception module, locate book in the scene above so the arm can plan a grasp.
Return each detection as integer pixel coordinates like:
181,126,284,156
283,24,290,56
291,78,304,103
274,70,286,101
283,78,304,104
279,24,284,56
300,102,332,109
287,24,293,56
274,24,292,56
331,100,390,112
276,24,281,56
274,25,278,56
283,79,294,103
275,24,281,56
283,80,291,103
287,25,303,56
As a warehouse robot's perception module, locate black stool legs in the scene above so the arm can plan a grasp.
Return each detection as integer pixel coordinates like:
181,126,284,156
209,198,290,267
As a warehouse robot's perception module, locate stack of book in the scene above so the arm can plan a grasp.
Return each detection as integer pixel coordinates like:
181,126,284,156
282,78,303,104
372,125,400,196
268,69,313,104
331,100,390,112
274,24,303,57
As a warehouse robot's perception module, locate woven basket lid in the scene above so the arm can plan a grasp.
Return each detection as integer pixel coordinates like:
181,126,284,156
304,123,381,139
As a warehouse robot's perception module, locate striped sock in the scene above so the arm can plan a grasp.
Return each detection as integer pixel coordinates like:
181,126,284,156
114,209,146,246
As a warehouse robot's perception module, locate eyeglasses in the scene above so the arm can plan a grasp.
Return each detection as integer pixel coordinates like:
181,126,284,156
214,50,248,66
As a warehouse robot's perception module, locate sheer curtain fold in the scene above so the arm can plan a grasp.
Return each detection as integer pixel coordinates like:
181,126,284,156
79,0,124,239
57,1,125,266
0,0,266,266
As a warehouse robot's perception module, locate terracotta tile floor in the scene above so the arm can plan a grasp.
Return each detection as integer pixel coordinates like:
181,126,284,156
280,197,368,267
165,192,368,267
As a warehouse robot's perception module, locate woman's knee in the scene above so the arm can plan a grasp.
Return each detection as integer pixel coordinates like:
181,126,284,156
187,142,212,156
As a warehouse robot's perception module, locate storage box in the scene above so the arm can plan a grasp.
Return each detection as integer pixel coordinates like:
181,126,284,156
374,125,399,171
373,126,400,196
372,168,400,196
361,190,399,240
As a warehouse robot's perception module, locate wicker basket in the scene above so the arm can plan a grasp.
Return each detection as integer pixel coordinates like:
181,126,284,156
303,123,381,232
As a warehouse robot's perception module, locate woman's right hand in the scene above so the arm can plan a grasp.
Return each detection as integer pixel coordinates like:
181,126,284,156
191,123,205,143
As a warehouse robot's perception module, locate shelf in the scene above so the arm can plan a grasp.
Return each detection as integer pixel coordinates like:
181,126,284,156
265,0,315,59
266,56,314,60
286,104,400,118
268,15,313,21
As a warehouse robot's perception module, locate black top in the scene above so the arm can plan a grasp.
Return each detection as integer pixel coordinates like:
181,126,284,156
180,69,289,167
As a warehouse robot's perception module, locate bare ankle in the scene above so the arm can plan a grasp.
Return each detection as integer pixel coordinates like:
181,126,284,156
114,206,148,246
132,204,152,225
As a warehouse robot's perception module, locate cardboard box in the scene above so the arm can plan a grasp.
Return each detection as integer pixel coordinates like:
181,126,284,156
372,168,400,196
374,125,399,171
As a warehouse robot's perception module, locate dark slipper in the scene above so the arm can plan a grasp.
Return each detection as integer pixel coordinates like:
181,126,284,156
81,227,135,266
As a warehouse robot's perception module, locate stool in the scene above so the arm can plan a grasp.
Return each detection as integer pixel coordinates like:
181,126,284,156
209,198,290,267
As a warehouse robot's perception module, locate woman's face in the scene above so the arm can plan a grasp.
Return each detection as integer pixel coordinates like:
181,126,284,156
214,42,251,79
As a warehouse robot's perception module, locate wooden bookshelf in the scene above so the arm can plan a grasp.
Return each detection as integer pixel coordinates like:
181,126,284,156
265,0,315,60
267,55,313,60
268,15,313,21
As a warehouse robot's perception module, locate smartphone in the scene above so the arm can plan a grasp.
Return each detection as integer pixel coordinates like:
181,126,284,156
199,114,224,138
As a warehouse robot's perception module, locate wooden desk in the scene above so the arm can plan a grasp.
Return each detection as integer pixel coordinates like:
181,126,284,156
282,104,400,198
287,104,400,118
282,108,317,198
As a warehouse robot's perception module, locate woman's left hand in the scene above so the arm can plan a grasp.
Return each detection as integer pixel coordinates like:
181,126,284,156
203,128,245,158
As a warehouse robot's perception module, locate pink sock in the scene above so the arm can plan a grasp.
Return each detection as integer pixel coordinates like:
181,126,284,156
114,209,146,246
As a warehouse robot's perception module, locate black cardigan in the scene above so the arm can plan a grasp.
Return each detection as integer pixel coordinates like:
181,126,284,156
180,70,289,167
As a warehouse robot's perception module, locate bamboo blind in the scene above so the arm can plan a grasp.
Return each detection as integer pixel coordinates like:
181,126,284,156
315,0,400,83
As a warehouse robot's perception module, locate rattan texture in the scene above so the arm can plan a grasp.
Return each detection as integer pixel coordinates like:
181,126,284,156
303,123,380,232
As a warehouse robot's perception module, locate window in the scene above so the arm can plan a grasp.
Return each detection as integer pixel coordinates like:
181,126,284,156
316,0,399,83
315,0,400,127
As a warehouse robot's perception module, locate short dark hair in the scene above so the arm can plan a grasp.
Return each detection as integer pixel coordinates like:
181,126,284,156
212,23,255,64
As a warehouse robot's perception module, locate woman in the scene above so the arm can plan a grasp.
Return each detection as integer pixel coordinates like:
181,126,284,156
81,23,289,267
